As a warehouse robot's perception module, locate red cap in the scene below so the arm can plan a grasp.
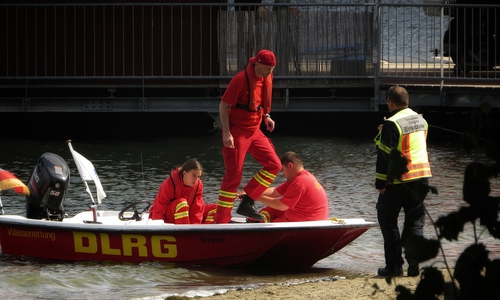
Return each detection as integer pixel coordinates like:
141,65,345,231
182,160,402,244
249,49,276,66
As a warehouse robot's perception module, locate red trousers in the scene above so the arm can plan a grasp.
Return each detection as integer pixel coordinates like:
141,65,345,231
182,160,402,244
215,126,281,223
258,207,283,223
169,199,217,224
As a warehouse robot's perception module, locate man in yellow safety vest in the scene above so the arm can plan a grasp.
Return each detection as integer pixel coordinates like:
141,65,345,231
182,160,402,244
374,86,432,277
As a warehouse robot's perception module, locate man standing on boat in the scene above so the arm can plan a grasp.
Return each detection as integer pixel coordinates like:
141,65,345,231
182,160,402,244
252,151,329,222
374,86,432,277
214,49,281,224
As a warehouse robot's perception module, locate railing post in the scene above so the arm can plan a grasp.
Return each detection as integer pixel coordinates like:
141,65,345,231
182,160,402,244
440,6,445,93
373,1,381,111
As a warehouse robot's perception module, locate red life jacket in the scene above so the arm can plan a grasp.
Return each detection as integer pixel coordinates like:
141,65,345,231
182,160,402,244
234,63,273,114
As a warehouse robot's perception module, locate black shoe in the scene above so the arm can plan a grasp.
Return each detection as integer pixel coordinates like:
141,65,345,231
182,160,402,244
377,266,403,277
407,262,420,277
245,217,262,223
236,195,264,220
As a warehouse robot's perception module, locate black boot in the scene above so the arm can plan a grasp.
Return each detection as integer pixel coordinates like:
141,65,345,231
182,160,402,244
236,195,264,220
377,266,403,277
407,261,420,277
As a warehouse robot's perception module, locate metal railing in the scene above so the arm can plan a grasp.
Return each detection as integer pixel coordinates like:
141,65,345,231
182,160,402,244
376,2,499,87
0,2,498,88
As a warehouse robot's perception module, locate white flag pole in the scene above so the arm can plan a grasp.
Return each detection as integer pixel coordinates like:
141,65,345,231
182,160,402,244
0,195,4,214
82,178,96,205
66,140,103,205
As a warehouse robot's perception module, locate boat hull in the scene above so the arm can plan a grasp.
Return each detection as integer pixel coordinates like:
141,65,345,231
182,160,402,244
0,212,376,269
247,226,370,269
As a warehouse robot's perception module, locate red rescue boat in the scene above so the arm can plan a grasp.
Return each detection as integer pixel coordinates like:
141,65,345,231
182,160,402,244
0,213,374,269
0,142,375,269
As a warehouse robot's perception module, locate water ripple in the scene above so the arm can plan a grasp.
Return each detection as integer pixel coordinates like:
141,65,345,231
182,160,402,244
0,134,499,299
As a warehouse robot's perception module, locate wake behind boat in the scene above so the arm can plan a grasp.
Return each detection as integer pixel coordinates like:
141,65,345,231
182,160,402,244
0,141,376,269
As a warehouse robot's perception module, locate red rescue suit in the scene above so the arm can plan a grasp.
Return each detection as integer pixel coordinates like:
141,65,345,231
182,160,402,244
215,63,281,223
149,168,216,224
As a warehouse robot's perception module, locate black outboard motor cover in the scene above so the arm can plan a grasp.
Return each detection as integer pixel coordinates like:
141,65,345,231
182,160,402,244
26,152,70,220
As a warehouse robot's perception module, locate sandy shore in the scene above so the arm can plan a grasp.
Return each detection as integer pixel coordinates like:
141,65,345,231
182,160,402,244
200,269,453,300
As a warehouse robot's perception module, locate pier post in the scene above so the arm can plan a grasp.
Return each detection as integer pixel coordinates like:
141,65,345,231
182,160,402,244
209,113,222,131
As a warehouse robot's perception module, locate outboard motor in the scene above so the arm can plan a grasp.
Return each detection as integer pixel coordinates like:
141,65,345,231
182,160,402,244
26,152,70,220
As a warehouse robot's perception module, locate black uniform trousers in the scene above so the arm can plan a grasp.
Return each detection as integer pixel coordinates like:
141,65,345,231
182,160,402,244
376,179,428,268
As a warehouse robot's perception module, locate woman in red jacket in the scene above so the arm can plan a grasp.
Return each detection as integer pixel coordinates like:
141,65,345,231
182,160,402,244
149,159,217,224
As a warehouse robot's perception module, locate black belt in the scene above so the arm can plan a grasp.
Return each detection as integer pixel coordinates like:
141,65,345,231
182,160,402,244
234,103,262,112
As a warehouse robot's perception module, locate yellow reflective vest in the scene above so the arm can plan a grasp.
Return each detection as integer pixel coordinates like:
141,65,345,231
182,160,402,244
375,108,432,184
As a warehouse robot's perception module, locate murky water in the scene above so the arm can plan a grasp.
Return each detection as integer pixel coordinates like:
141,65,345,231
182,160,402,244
0,132,499,299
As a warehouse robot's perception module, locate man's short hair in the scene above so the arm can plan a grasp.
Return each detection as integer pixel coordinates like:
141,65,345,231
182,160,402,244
280,151,303,167
387,86,409,107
